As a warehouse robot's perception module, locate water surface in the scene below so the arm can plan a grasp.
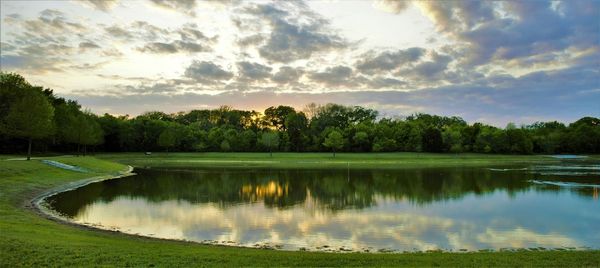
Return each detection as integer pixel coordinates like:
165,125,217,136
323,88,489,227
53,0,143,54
47,163,600,252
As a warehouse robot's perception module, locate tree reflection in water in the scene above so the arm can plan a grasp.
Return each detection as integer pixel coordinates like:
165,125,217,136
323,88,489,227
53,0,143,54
45,165,600,251
48,165,598,217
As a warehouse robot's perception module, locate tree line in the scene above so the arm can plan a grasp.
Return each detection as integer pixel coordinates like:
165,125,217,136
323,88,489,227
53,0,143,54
1,72,599,159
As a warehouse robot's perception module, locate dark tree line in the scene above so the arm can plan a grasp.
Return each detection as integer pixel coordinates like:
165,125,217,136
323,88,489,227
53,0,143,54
1,73,103,159
2,72,599,157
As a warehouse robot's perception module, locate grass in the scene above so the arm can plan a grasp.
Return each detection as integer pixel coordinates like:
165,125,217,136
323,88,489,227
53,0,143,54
96,152,578,169
1,154,599,267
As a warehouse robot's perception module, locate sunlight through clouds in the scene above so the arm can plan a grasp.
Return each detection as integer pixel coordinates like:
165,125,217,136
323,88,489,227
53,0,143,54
1,0,598,126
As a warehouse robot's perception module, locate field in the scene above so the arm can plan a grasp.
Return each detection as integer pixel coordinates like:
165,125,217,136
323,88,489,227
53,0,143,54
1,153,599,267
96,152,577,168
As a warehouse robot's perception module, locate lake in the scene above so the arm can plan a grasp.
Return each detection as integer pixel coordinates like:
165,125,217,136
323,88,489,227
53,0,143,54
46,162,600,252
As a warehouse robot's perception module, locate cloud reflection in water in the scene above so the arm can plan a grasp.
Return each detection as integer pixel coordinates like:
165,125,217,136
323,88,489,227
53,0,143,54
50,167,599,251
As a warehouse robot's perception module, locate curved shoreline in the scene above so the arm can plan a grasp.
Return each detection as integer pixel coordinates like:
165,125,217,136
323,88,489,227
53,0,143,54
27,166,300,252
25,165,218,248
27,164,598,254
27,166,435,253
30,166,136,231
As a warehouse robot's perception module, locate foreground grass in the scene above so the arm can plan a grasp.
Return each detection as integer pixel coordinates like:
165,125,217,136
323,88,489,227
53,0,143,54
1,155,599,267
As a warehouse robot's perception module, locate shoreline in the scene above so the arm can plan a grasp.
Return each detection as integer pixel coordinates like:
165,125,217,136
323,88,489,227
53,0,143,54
25,165,327,253
32,165,135,211
27,163,598,254
29,165,137,236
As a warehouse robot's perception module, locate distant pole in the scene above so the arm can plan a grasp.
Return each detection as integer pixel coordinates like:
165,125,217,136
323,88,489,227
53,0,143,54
27,138,32,161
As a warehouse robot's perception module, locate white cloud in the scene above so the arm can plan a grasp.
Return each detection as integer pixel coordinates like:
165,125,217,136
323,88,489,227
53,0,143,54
0,0,597,124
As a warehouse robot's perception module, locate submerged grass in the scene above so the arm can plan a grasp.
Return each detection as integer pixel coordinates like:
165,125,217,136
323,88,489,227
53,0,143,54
1,154,599,267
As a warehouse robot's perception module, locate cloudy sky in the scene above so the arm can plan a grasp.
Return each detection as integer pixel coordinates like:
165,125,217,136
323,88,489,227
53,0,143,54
1,0,598,126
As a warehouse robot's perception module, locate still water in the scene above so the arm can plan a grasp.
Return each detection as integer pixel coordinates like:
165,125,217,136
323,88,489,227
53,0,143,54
47,163,600,252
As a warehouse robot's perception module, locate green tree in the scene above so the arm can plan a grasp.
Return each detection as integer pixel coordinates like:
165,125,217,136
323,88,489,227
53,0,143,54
460,123,481,152
323,130,344,157
0,72,31,118
264,105,296,130
220,140,231,152
527,121,565,153
97,113,124,151
192,129,209,152
259,131,279,157
395,122,422,152
506,128,533,154
207,127,224,151
238,129,256,151
353,131,370,152
372,137,396,152
62,111,102,156
3,88,55,160
309,104,353,134
79,113,104,155
371,120,396,152
158,128,177,153
442,126,463,153
285,111,308,152
474,126,495,153
565,117,600,153
129,117,168,151
422,127,443,152
223,129,238,151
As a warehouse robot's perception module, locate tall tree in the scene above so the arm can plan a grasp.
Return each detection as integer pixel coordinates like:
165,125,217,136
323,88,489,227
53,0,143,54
302,103,321,120
0,72,31,117
353,131,370,152
158,128,177,153
238,129,256,151
223,129,238,151
97,113,126,152
285,111,308,152
259,131,280,157
422,127,443,152
264,105,296,130
54,100,82,148
79,113,104,155
323,130,344,157
3,88,54,160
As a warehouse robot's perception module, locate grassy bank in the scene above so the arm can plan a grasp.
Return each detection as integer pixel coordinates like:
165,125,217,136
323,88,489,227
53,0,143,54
1,154,599,267
96,152,580,169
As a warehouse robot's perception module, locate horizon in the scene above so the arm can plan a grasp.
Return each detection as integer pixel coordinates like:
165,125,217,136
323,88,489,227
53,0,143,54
33,92,600,129
1,0,599,127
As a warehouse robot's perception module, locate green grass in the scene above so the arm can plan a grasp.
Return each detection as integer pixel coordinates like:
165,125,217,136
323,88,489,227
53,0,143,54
1,154,599,267
97,152,577,169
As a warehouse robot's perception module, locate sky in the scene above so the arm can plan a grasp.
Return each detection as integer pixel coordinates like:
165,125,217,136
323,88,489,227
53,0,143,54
0,0,598,126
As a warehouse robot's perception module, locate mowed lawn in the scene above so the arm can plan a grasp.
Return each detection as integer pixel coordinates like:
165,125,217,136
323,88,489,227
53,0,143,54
1,154,599,267
96,152,576,169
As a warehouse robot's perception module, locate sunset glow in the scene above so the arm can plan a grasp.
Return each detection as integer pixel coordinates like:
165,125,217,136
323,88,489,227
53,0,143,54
1,0,598,125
